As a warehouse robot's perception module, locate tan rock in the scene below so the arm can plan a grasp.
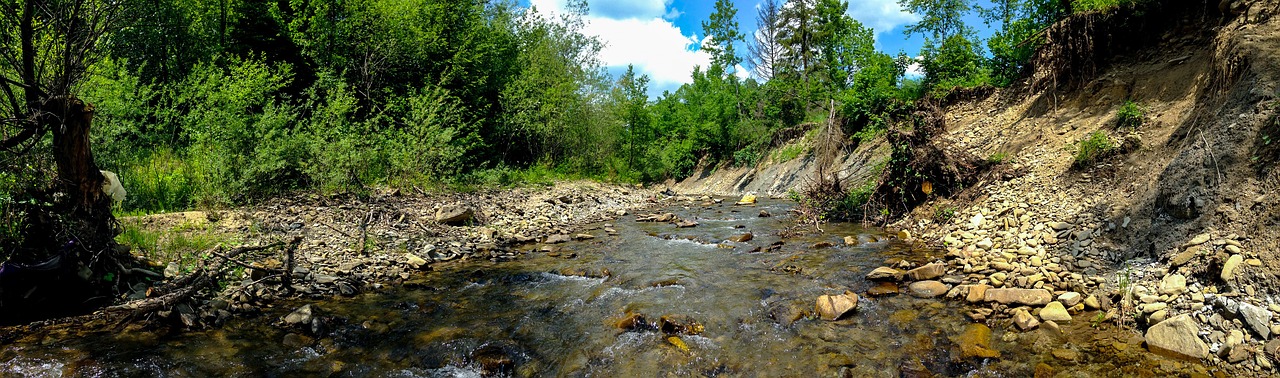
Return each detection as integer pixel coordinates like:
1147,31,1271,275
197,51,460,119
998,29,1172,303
1222,254,1244,281
984,288,1053,306
909,280,950,298
1040,302,1072,322
1145,314,1209,360
967,284,990,303
866,267,905,281
957,323,1001,359
905,263,946,281
815,291,859,321
1014,308,1040,331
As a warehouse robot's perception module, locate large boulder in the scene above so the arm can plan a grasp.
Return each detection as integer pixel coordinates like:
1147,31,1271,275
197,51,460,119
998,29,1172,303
435,205,475,225
815,291,860,320
1039,302,1072,322
1145,314,1208,360
984,288,1053,306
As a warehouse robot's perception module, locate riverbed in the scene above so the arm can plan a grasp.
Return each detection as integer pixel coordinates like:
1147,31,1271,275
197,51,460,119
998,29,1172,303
0,198,1202,377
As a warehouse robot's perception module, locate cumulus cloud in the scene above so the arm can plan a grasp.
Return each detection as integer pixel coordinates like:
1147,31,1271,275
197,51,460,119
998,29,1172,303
904,56,924,78
846,0,919,39
527,0,711,93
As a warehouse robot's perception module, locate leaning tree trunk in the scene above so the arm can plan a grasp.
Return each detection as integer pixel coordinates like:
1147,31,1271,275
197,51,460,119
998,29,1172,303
0,97,122,325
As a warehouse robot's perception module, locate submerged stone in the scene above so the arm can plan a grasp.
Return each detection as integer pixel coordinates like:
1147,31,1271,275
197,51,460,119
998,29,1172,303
815,291,860,320
957,323,1001,359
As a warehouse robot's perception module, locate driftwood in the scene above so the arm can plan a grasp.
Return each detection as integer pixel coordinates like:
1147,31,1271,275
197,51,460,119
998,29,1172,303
101,236,303,315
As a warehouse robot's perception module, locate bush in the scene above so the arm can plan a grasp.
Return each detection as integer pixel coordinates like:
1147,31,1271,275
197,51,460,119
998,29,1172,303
1074,131,1114,167
988,151,1010,164
120,149,198,213
1116,100,1145,130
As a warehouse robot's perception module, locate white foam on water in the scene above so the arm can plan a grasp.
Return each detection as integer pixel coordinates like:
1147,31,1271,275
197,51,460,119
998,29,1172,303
1,357,65,377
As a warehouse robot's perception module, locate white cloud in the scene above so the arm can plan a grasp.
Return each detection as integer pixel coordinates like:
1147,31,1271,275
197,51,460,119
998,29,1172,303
904,56,924,78
846,0,919,39
527,0,712,93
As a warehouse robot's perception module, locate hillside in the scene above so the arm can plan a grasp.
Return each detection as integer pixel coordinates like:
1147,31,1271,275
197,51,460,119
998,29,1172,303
678,0,1280,372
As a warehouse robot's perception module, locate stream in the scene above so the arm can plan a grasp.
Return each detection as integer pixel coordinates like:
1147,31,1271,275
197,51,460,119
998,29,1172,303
1,198,1200,377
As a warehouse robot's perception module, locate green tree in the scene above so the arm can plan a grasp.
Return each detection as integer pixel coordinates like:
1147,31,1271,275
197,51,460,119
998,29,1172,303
701,0,744,73
900,0,974,41
612,65,651,175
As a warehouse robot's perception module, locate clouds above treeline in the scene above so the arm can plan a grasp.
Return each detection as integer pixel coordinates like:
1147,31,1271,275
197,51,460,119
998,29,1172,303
526,0,922,96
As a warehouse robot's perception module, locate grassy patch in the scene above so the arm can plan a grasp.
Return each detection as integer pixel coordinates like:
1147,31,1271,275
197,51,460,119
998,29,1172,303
1073,131,1114,167
116,221,230,275
771,143,808,162
987,151,1010,164
1116,100,1145,130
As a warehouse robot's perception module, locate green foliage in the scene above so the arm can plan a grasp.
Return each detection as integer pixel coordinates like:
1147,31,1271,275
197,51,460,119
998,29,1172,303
772,143,808,162
1074,131,1114,167
920,34,991,97
988,151,1010,164
1116,100,1146,130
933,205,956,223
120,150,199,213
1072,0,1144,13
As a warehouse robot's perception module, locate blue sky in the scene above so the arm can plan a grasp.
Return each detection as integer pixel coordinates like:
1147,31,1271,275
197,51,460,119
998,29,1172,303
522,0,996,97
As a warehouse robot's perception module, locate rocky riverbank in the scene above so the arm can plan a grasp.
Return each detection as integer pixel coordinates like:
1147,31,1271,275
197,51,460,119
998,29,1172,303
116,181,660,328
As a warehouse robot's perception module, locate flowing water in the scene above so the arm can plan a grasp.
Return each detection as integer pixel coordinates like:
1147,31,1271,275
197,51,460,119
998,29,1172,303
1,199,1201,377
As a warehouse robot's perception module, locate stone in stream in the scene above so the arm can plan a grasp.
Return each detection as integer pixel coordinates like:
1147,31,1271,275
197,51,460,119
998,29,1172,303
984,288,1053,306
1039,302,1072,322
544,234,572,244
729,233,754,242
471,345,514,376
615,312,654,332
1145,314,1209,360
435,205,474,225
957,323,1001,359
735,194,757,205
966,284,990,303
908,281,950,298
843,236,858,245
758,210,771,218
866,267,905,281
573,233,595,240
1013,308,1040,331
675,220,699,228
905,263,945,281
769,302,809,326
659,315,704,336
867,282,900,297
815,291,860,320
284,304,315,325
1057,292,1082,307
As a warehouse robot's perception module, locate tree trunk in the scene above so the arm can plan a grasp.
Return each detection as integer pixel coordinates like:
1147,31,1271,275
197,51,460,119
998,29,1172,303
49,97,106,211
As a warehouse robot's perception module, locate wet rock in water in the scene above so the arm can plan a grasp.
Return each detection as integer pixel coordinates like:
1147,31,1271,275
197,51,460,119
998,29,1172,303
811,241,834,248
435,205,474,225
735,194,757,205
867,282,900,297
1040,302,1072,322
769,302,809,326
1158,274,1187,296
1083,295,1101,310
659,315,704,336
1238,302,1273,339
282,333,314,348
573,233,595,240
905,263,946,281
667,336,691,353
636,213,677,222
471,344,514,376
758,210,771,217
647,278,679,287
729,233,754,242
1052,348,1079,361
866,267,905,281
843,236,857,245
1034,362,1055,378
908,281,950,298
957,323,1001,359
984,288,1053,306
1145,314,1209,360
284,304,315,325
1221,254,1243,281
675,220,699,228
545,234,572,244
615,312,653,332
815,291,860,321
1013,308,1040,331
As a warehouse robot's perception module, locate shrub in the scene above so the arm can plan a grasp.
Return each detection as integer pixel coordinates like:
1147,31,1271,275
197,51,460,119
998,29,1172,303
1116,100,1145,130
1074,131,1114,167
988,152,1010,164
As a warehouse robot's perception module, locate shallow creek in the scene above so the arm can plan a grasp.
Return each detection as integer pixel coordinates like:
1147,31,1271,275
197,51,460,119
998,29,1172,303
2,199,1204,377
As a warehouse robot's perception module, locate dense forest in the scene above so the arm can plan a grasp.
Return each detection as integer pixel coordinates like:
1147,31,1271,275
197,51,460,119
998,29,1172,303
0,0,1143,248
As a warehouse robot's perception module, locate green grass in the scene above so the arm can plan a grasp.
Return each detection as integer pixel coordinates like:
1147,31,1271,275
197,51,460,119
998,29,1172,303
987,151,1010,164
771,143,808,162
1074,131,1114,167
116,221,230,274
1116,100,1145,130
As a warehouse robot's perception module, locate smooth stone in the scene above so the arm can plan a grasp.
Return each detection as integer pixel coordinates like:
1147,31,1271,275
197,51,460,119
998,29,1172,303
405,253,429,269
1158,274,1187,296
284,304,315,325
1186,233,1210,247
1040,302,1072,322
1049,222,1072,231
1014,308,1040,331
976,239,995,250
867,267,905,281
1058,292,1082,307
905,263,946,281
1221,254,1243,281
1171,246,1200,267
984,288,1053,306
967,284,990,303
1145,314,1209,360
1052,348,1079,361
1083,295,1101,310
867,282,900,297
909,281,950,298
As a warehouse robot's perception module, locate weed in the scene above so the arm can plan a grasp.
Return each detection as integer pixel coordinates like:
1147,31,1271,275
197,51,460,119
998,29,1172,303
1116,100,1145,130
772,143,807,162
116,222,229,274
987,151,1010,164
1074,131,1114,167
933,205,956,223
